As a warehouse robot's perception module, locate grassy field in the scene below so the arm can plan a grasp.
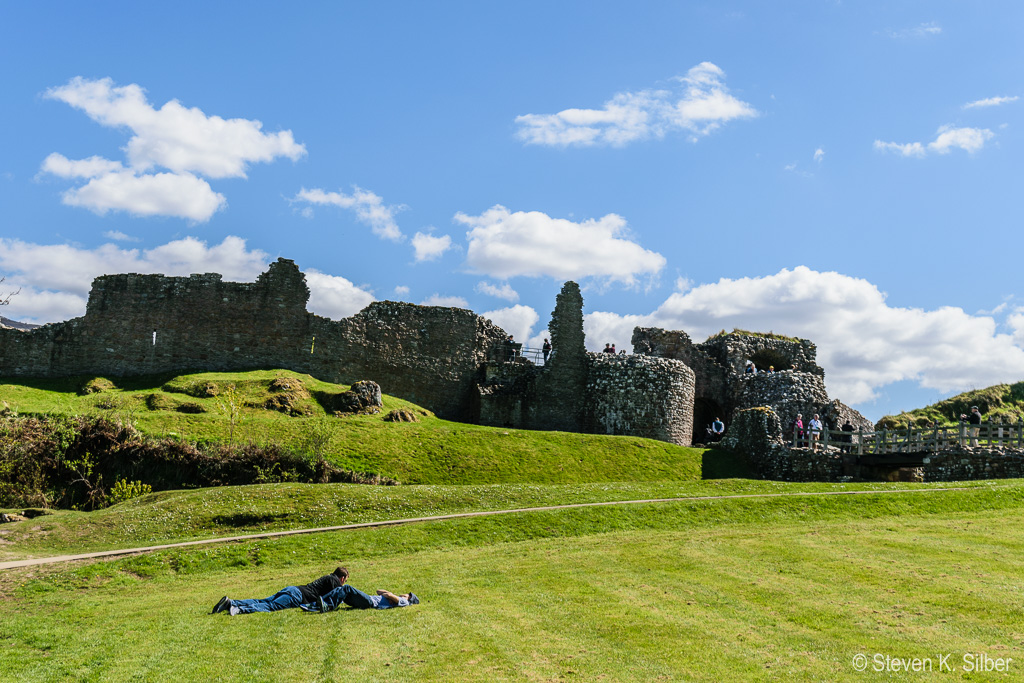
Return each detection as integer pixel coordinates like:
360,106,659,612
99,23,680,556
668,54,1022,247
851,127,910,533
2,481,1024,681
3,370,1024,680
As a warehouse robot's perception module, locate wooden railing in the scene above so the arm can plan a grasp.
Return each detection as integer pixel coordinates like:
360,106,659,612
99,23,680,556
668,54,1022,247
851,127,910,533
790,420,1024,455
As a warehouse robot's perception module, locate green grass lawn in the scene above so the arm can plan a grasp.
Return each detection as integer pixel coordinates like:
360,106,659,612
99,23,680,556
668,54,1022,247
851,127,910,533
3,481,1024,681
4,370,1024,680
0,478,1003,561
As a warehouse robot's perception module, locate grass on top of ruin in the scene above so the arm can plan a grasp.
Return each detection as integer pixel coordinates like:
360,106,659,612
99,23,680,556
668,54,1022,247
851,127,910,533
0,369,713,487
3,482,1024,681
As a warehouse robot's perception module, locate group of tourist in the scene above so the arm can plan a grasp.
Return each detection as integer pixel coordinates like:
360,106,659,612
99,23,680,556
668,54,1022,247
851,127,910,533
744,361,776,374
210,567,419,616
602,343,626,355
788,413,858,452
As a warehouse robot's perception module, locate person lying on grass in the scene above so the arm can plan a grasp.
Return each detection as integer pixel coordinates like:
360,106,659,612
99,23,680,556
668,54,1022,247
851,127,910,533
211,566,349,615
300,583,419,612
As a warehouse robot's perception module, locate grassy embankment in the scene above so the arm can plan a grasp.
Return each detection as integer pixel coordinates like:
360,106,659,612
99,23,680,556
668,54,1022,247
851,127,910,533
0,370,731,486
878,381,1024,429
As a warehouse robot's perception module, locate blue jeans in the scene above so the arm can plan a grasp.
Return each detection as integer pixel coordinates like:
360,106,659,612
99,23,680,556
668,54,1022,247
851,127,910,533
333,584,376,609
232,586,303,614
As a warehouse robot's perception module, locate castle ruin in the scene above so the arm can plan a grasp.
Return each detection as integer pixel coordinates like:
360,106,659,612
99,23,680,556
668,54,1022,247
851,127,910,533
0,260,868,447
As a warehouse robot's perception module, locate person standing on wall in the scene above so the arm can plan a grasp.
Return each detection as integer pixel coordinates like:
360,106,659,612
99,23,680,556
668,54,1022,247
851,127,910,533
961,406,983,447
809,414,823,451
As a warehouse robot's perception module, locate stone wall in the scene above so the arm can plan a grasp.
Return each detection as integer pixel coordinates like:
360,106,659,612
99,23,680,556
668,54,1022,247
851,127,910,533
583,353,695,445
478,286,696,445
731,371,873,433
720,407,852,482
0,259,508,422
532,281,588,432
698,332,821,376
921,447,1024,480
632,326,870,444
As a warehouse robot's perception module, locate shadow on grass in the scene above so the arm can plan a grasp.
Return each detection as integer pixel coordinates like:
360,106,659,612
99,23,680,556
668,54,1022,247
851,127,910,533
701,448,758,479
211,513,292,527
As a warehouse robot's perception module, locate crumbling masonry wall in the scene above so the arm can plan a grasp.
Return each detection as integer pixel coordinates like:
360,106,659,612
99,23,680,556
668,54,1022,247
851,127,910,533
477,282,697,445
632,327,871,442
0,259,507,421
585,354,694,444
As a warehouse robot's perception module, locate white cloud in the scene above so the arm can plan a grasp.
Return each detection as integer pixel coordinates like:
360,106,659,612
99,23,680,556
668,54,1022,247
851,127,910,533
963,95,1019,110
1007,308,1024,346
814,148,825,162
421,294,469,308
0,236,271,323
40,77,304,221
584,310,647,354
885,22,942,39
45,77,305,178
515,62,756,147
0,236,375,326
587,266,1024,406
40,153,123,178
482,304,540,343
61,171,226,221
412,231,453,261
102,230,139,243
475,281,519,302
305,270,375,319
456,205,665,286
292,187,405,241
874,125,994,157
874,140,927,158
393,285,410,296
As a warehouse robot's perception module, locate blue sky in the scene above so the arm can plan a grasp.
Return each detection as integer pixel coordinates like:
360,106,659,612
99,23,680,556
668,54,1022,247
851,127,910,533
2,1,1023,420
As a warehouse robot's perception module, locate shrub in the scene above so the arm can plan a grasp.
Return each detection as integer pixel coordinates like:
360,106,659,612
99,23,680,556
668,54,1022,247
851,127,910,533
109,478,152,505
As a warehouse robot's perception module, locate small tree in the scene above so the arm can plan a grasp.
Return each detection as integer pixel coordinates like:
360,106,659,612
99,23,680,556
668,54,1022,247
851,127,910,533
302,415,336,465
216,384,244,443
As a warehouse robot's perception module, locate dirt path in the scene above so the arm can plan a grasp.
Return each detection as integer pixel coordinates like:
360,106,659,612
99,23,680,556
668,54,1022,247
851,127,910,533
0,487,970,570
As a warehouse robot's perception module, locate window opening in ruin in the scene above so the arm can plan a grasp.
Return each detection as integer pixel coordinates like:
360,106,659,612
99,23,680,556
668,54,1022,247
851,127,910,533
152,330,156,346
749,349,791,373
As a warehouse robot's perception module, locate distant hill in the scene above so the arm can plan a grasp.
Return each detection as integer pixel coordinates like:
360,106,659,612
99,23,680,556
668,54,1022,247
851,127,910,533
0,316,40,331
877,381,1024,429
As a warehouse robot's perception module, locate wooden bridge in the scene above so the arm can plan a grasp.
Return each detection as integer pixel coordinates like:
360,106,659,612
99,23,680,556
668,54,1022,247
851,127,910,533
792,420,1024,464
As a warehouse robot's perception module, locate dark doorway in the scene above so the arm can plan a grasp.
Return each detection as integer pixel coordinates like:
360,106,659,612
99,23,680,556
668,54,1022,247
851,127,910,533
692,397,725,445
